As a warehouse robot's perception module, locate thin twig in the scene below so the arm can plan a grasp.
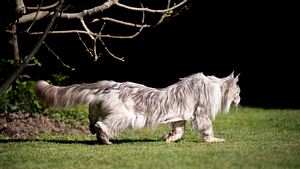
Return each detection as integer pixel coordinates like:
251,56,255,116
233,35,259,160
77,33,94,58
19,0,115,23
28,29,145,39
101,17,150,28
43,41,75,70
80,19,95,40
113,0,188,13
99,38,124,61
93,39,99,60
26,0,44,33
29,30,96,36
93,22,107,61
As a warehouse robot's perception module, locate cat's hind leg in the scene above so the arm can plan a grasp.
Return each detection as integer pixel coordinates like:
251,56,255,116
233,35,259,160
88,104,112,145
95,121,112,145
164,121,186,143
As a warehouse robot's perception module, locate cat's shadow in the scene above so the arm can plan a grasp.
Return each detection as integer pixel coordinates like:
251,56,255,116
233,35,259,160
0,138,160,145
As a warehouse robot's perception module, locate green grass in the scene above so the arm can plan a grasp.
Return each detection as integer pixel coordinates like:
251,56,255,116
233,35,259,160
1,107,300,169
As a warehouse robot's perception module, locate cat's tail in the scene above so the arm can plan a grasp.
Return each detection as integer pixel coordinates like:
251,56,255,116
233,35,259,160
35,80,113,108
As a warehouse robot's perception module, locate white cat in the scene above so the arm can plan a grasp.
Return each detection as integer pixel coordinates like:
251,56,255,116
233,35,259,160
36,72,240,144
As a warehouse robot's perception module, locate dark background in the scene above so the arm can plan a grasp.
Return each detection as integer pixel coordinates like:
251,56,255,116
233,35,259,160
19,2,299,109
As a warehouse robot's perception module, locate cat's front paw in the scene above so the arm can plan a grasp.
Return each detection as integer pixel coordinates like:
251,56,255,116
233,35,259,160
204,136,225,143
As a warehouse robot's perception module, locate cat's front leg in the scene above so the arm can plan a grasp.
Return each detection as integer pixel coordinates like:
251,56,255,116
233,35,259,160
193,115,225,143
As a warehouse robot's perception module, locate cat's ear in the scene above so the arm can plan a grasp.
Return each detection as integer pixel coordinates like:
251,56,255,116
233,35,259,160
224,71,234,80
224,71,239,85
234,73,240,82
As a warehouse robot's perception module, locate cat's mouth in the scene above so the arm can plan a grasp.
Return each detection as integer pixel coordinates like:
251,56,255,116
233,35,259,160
232,98,240,106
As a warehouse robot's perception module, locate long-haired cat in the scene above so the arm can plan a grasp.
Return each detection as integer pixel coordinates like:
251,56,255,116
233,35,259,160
36,72,240,144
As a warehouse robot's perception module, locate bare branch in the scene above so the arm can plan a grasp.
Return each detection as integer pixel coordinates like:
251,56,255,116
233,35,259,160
113,0,188,13
43,41,75,70
80,19,95,40
93,39,99,60
19,0,116,23
93,22,108,61
100,25,146,39
28,27,146,39
13,0,190,64
77,33,94,58
26,0,43,33
26,1,59,10
155,1,192,26
101,17,150,28
18,11,52,23
28,3,147,40
99,38,124,62
96,22,124,62
29,30,95,36
19,0,188,23
11,0,26,19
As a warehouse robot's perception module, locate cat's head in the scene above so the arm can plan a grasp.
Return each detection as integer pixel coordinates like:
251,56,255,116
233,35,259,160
214,72,241,113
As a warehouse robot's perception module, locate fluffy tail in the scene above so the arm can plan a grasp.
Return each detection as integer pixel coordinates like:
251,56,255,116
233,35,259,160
35,80,109,108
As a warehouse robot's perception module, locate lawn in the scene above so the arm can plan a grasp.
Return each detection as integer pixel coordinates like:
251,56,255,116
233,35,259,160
0,107,299,169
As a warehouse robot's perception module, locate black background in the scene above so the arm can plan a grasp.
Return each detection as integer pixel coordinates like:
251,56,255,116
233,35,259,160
22,1,299,109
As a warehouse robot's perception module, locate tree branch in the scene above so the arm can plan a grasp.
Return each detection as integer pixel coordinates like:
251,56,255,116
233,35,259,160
43,41,75,70
101,17,150,28
80,19,94,40
0,0,63,96
77,33,94,58
18,0,116,23
99,38,124,62
12,0,191,64
12,0,26,19
26,0,44,33
113,0,188,13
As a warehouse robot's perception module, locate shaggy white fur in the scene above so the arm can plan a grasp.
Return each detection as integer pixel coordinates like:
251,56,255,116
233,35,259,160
36,72,240,144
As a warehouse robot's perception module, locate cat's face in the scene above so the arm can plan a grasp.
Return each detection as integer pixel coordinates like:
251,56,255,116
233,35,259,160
230,83,241,106
221,73,241,112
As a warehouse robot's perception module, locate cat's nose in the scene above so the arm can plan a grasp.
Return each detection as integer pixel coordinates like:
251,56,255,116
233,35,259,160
233,97,240,106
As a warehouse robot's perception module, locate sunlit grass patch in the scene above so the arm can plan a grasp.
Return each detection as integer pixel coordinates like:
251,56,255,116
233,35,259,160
1,107,300,169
